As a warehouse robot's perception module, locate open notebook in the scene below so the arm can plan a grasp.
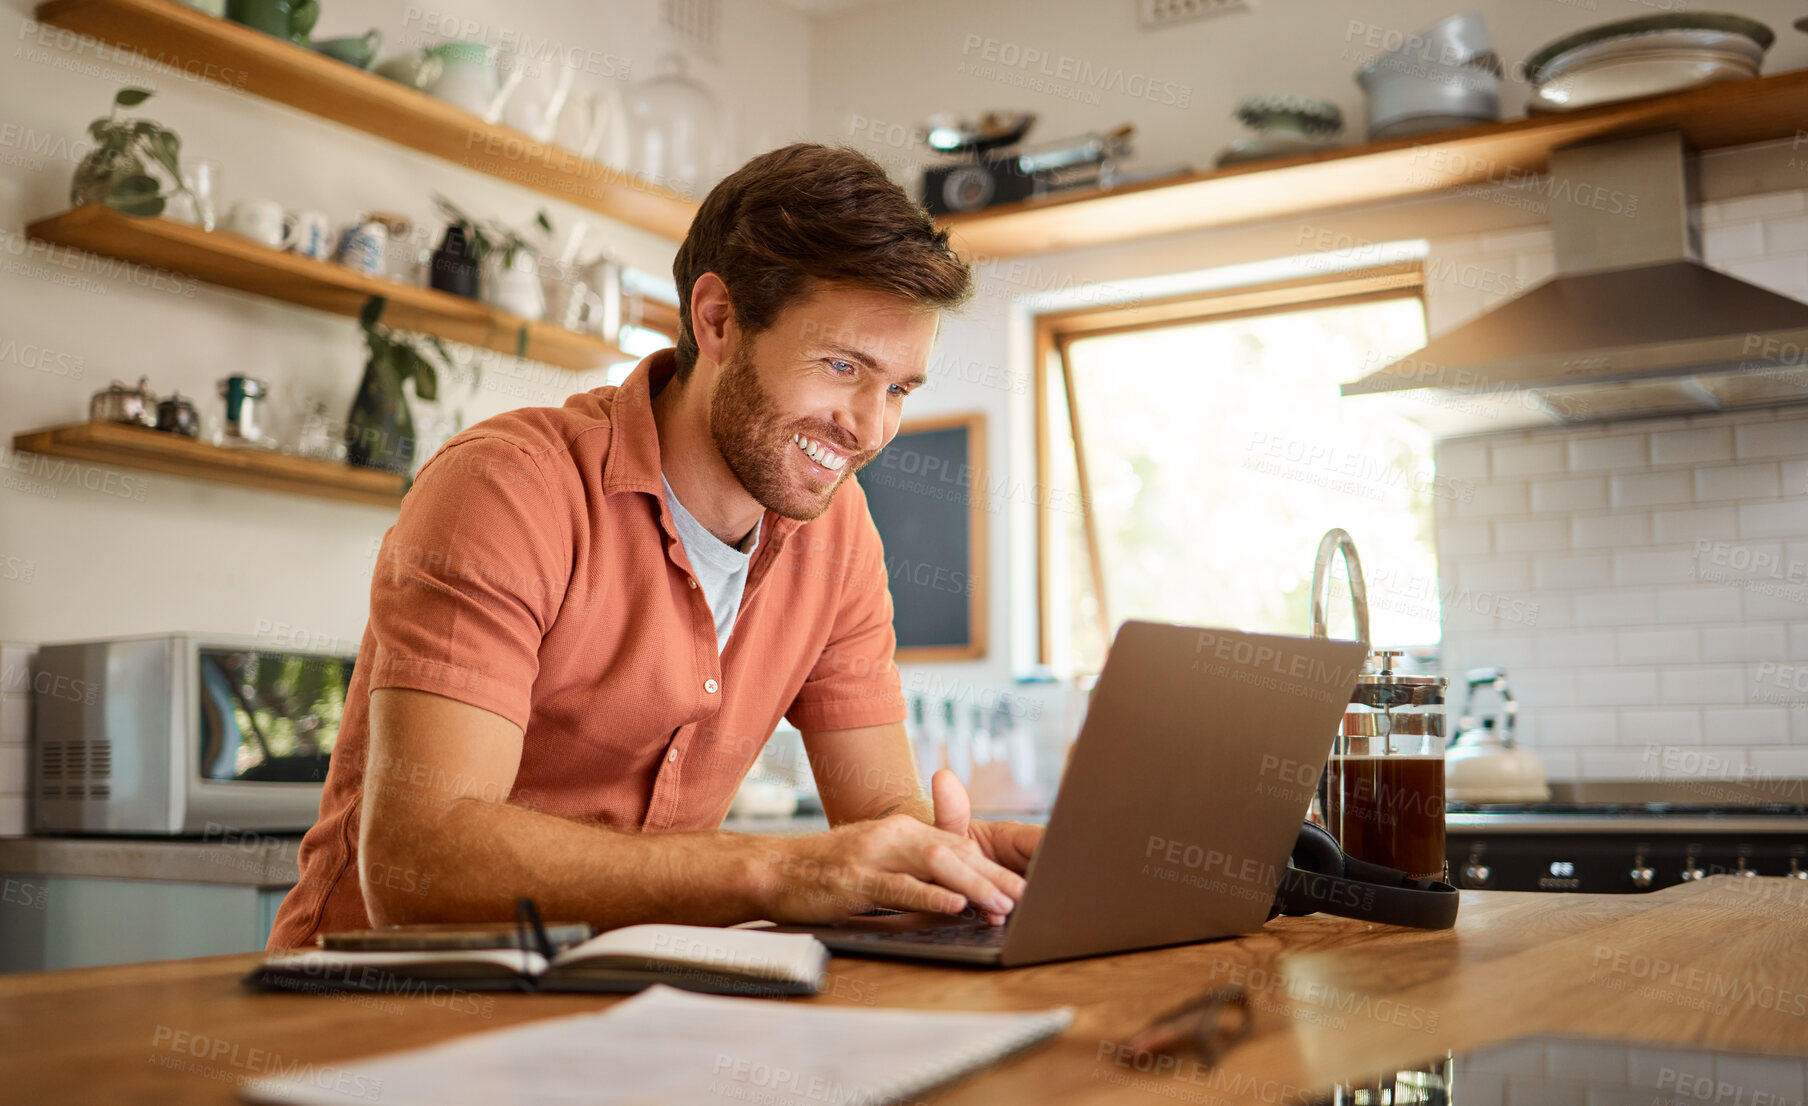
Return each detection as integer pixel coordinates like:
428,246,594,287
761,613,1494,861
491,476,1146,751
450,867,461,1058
246,924,828,996
240,984,1073,1106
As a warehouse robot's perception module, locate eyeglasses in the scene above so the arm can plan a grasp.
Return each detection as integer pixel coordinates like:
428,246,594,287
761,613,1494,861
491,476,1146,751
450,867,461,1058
1123,985,1253,1067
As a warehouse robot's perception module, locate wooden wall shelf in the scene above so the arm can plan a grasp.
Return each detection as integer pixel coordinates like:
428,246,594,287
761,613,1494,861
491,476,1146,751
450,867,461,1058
27,206,639,371
11,422,406,507
940,69,1808,257
35,0,698,242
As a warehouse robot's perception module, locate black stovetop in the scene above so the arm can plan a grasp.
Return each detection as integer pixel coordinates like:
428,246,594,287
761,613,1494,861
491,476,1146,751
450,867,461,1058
1446,802,1808,817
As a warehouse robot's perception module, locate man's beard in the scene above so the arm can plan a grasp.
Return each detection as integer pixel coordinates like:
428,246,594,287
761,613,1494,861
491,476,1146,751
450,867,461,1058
708,345,871,522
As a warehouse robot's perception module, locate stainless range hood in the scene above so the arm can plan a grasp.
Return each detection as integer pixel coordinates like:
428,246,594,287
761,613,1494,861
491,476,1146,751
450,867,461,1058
1343,130,1808,434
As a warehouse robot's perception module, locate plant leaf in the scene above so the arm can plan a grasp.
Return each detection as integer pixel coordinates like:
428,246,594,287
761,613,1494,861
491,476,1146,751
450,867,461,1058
115,88,154,108
412,356,439,402
534,210,552,235
515,326,528,361
109,173,162,198
144,130,181,185
359,295,388,331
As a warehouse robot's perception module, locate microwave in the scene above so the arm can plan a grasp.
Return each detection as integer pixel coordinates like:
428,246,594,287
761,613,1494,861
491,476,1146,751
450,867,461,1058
31,633,356,835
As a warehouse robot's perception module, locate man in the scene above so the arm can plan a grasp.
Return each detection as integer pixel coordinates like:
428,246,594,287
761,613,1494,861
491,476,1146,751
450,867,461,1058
268,144,1041,949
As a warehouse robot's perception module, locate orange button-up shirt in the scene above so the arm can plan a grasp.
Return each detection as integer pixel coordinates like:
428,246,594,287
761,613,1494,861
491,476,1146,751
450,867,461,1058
267,350,904,949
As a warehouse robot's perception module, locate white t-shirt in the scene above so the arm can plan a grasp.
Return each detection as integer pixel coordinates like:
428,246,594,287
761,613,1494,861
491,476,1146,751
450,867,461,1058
662,474,760,653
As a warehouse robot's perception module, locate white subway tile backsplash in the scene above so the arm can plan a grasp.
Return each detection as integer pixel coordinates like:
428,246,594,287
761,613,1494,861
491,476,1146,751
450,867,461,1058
1456,634,1540,670
1437,520,1493,557
1491,441,1566,478
1533,554,1611,590
1741,583,1808,621
1567,434,1648,472
1701,624,1789,662
1531,476,1607,513
1657,587,1744,622
1650,427,1733,466
1495,518,1568,554
1536,710,1617,746
1573,590,1657,627
1702,220,1765,262
1455,480,1528,518
1613,549,1696,587
1615,628,1700,665
1436,439,1490,480
1767,214,1808,254
1652,506,1737,545
1511,668,1579,708
1573,667,1659,706
1749,748,1808,776
1714,191,1807,222
1579,749,1675,780
1695,462,1782,502
1738,499,1808,539
1659,666,1746,704
1735,418,1808,460
1539,630,1616,667
1610,470,1692,508
1432,220,1808,782
1615,708,1702,744
1570,513,1651,549
1702,707,1790,745
1456,557,1533,592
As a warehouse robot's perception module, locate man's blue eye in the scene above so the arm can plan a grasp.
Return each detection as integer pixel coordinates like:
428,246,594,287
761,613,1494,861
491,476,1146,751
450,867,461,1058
830,360,855,374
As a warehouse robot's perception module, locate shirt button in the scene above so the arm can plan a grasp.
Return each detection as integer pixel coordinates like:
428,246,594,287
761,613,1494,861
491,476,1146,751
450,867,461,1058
688,578,697,589
704,679,719,694
667,749,678,763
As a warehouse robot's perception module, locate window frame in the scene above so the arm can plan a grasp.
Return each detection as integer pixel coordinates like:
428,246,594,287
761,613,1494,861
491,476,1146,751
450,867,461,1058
1032,262,1428,668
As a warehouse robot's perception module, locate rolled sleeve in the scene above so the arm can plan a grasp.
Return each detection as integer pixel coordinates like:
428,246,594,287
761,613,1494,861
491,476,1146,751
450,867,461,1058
365,437,570,731
784,497,905,732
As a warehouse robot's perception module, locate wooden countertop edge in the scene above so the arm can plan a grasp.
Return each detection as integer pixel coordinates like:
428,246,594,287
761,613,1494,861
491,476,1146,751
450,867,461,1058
3,878,1803,1105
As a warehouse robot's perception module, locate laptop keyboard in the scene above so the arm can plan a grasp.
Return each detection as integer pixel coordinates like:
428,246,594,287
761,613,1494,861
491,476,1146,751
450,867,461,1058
842,922,1009,947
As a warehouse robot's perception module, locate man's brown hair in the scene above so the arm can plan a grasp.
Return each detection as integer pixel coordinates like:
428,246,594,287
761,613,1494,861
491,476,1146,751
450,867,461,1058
670,143,973,380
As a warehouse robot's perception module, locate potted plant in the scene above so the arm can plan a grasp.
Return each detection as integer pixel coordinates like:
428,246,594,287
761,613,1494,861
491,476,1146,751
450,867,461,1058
432,194,552,320
344,296,471,475
71,88,193,216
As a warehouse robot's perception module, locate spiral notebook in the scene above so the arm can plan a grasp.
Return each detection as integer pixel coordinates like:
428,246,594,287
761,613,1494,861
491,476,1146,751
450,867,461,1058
239,984,1072,1106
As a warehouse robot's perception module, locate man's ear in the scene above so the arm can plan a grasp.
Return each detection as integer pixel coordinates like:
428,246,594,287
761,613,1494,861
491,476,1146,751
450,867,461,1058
689,273,734,367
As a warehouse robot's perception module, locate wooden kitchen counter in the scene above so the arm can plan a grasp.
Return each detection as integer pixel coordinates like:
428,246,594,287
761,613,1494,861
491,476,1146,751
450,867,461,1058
3,876,1804,1103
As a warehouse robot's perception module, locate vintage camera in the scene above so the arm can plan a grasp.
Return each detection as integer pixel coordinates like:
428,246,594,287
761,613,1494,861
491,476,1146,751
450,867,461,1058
919,119,1134,216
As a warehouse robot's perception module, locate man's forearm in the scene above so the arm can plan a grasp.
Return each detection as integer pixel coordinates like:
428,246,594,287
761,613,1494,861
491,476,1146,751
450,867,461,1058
361,796,774,930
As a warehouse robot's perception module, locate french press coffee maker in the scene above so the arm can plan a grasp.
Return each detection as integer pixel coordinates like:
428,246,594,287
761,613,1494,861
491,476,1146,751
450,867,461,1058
1309,528,1449,883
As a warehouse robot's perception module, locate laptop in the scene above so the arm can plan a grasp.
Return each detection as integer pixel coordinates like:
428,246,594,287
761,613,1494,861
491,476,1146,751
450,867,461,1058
774,621,1368,967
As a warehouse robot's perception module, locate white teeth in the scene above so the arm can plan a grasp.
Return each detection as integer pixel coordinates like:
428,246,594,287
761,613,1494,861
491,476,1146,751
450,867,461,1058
793,433,847,472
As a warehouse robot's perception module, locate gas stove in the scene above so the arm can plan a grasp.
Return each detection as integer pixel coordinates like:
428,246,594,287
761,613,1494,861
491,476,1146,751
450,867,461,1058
1444,802,1808,893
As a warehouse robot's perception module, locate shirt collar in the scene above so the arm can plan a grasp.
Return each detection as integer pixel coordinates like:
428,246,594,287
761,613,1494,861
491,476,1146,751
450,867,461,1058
602,348,805,550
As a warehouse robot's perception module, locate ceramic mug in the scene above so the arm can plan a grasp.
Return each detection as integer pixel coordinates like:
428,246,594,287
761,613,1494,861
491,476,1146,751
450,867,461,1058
286,209,331,260
226,200,292,249
334,220,388,277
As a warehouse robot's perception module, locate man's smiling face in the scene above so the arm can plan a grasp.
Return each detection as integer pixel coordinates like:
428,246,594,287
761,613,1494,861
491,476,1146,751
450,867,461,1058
708,283,939,521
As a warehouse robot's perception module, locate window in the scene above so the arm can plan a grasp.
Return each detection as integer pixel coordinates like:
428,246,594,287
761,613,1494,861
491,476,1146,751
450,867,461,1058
1037,266,1436,673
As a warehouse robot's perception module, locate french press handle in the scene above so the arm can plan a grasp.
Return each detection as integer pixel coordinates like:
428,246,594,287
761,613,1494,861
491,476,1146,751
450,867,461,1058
1309,528,1370,644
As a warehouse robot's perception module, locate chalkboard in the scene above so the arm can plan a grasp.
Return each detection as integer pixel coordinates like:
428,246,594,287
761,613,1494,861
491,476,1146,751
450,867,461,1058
856,413,987,661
